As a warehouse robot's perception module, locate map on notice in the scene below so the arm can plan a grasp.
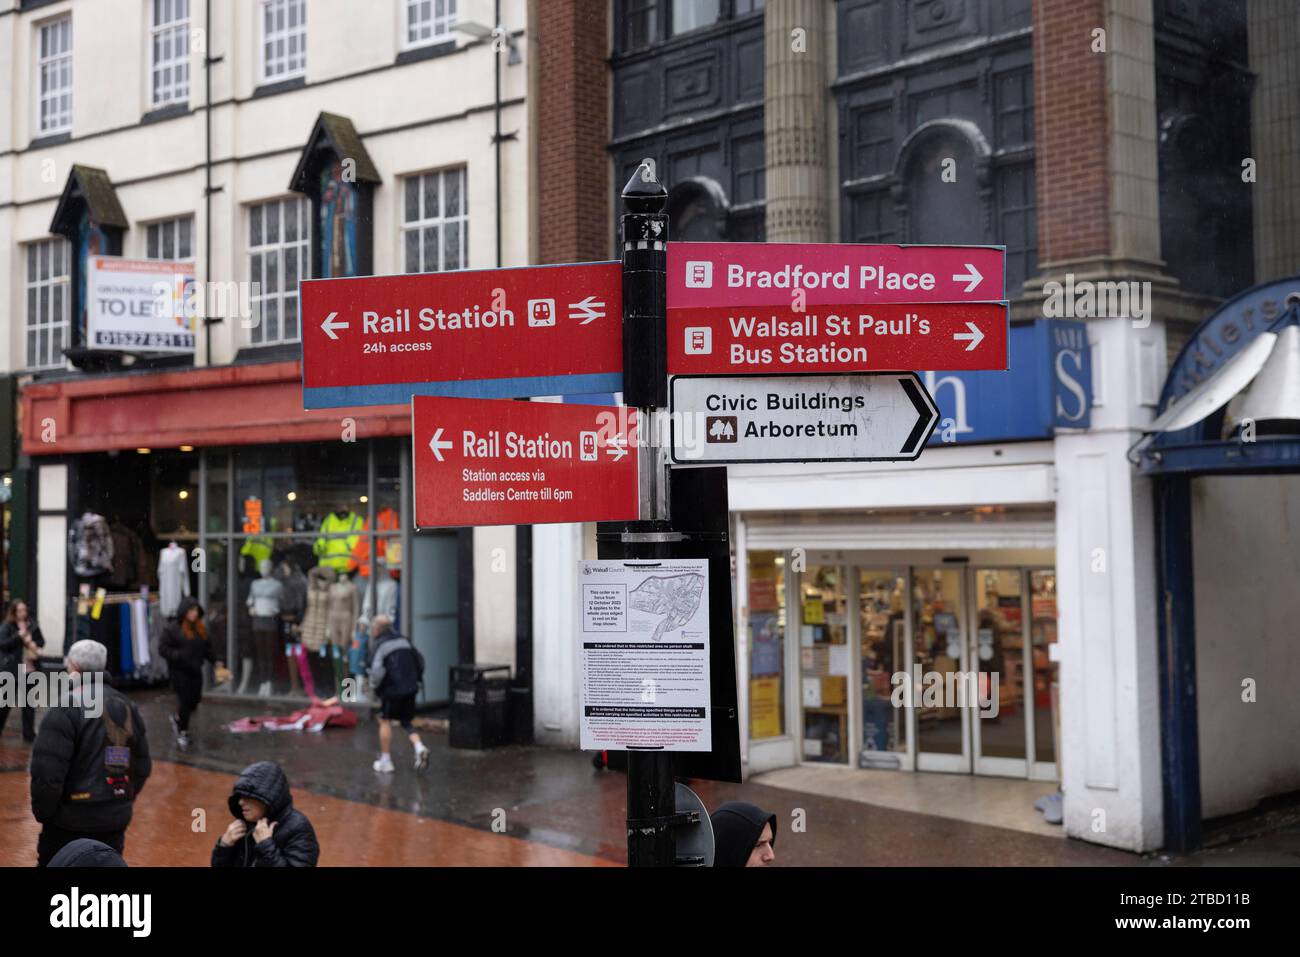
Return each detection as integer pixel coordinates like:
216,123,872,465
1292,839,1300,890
629,573,706,641
578,559,711,753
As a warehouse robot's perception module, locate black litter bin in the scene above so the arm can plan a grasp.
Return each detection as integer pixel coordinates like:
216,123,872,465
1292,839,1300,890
449,664,511,749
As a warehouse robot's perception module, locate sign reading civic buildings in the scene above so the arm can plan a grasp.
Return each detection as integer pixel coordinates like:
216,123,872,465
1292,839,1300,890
667,242,1009,374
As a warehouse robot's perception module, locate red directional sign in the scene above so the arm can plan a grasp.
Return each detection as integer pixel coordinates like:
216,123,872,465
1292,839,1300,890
411,396,640,528
666,242,1008,374
668,242,1006,307
301,262,623,409
668,301,1009,375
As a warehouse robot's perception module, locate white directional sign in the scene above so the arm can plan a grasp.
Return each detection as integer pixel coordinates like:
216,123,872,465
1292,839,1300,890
669,373,939,465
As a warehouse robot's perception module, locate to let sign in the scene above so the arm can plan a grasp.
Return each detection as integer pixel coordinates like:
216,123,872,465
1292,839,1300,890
301,262,623,409
412,396,640,528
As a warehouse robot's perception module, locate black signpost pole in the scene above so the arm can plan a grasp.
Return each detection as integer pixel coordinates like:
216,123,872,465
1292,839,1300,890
616,161,676,867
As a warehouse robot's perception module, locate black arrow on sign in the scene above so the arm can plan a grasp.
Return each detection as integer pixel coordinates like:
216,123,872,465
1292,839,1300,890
898,374,941,456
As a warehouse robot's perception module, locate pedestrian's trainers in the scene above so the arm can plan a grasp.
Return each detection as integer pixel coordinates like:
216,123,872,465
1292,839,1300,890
177,732,192,752
414,743,430,771
372,754,396,774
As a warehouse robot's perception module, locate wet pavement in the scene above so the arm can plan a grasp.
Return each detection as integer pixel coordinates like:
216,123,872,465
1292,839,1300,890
2,689,1289,866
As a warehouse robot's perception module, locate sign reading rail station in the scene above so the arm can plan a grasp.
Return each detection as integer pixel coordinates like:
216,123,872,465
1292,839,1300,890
411,395,640,528
301,262,623,409
669,373,939,465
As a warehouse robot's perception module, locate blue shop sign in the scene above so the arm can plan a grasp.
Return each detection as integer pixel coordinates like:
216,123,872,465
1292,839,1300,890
924,319,1091,445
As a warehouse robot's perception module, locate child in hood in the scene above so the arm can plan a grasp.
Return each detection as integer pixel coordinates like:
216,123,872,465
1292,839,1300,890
212,761,319,867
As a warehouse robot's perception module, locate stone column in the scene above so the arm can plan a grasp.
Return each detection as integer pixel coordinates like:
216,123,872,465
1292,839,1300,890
1029,0,1170,853
763,0,829,242
1248,0,1300,282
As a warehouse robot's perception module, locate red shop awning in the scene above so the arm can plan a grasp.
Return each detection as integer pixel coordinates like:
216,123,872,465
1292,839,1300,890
21,360,410,455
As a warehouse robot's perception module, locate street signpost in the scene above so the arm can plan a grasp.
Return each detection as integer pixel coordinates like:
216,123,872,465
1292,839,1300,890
667,300,1009,375
667,241,1006,305
669,372,940,465
411,395,639,528
666,241,1009,375
300,261,623,408
297,180,1015,869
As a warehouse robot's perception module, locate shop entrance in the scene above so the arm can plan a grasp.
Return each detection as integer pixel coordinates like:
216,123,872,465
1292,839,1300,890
795,563,1059,779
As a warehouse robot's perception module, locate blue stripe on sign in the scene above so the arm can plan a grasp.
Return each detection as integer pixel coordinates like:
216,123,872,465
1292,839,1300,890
303,373,625,409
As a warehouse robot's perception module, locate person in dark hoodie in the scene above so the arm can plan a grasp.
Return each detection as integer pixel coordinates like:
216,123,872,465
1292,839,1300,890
159,598,225,751
211,761,319,867
30,639,150,866
47,838,128,867
710,801,777,867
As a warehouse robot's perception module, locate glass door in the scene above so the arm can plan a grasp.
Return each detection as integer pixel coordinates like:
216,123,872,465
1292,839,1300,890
1029,570,1060,780
913,566,969,772
970,568,1030,776
798,565,850,764
858,569,909,769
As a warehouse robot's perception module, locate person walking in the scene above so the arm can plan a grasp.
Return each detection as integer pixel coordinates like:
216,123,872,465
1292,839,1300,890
0,599,44,743
211,761,319,867
367,614,429,773
29,639,151,867
710,801,778,867
160,598,226,751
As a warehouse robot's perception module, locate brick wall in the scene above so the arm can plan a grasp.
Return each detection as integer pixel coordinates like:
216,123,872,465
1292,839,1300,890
1033,0,1111,264
536,1,610,264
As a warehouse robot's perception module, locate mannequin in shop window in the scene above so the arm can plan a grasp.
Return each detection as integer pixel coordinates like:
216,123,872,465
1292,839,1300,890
245,560,284,697
157,541,190,619
313,503,364,579
325,570,358,698
354,555,399,679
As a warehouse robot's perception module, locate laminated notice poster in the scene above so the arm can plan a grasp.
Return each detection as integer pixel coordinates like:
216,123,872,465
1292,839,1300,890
579,559,711,752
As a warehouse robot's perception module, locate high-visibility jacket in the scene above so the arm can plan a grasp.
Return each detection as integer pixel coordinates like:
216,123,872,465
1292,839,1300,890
313,512,364,573
349,507,399,577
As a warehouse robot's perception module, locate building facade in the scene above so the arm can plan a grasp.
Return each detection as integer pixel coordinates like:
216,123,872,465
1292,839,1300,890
0,0,532,703
538,0,1286,854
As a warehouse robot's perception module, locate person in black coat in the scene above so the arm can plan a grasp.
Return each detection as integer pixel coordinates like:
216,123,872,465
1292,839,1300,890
30,639,151,867
159,598,224,751
47,838,128,868
0,599,45,743
212,761,319,867
710,801,778,867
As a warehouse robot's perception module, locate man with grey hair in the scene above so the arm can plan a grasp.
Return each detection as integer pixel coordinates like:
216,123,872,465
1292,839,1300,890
30,639,151,866
367,615,429,773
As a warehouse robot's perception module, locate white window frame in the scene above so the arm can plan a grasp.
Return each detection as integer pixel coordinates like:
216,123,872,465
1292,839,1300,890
259,0,306,83
24,239,72,370
401,167,469,274
246,197,309,346
36,15,73,135
402,0,457,50
144,215,195,261
150,0,191,107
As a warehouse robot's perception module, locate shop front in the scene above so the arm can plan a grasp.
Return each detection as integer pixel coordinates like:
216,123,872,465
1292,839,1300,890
730,319,1090,781
20,360,461,706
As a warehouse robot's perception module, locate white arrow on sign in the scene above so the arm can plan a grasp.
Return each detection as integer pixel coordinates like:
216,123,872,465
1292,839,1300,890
952,263,983,293
604,436,629,462
953,321,985,352
320,311,349,340
568,296,606,325
669,372,939,465
428,428,454,462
